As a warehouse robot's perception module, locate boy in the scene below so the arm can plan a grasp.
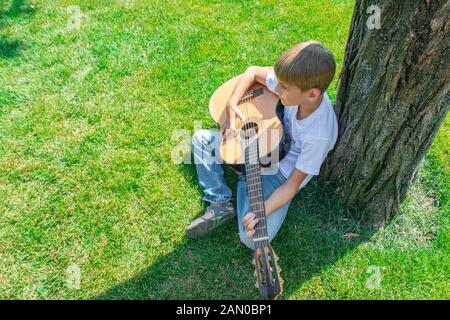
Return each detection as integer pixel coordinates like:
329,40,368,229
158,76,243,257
186,41,338,250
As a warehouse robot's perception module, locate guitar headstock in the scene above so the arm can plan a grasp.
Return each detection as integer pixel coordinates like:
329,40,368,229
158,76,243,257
253,241,284,300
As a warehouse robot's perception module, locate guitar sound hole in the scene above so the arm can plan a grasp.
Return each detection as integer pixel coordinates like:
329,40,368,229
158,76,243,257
240,122,259,140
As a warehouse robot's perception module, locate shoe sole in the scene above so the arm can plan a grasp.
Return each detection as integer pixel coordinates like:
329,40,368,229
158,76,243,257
186,214,235,239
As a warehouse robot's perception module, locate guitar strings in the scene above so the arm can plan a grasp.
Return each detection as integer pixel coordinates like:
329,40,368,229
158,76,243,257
240,93,267,239
248,95,267,240
243,97,257,238
249,125,266,239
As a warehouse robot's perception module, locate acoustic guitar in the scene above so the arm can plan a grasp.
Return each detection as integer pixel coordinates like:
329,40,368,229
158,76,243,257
209,74,286,300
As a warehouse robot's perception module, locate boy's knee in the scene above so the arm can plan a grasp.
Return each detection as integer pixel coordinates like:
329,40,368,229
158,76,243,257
192,129,210,146
192,129,220,147
239,232,255,251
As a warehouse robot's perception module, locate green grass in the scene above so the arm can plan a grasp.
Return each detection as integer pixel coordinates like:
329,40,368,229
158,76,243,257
0,0,448,299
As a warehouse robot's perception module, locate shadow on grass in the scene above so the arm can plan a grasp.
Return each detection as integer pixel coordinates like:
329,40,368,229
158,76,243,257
95,161,375,299
0,0,36,59
0,36,21,58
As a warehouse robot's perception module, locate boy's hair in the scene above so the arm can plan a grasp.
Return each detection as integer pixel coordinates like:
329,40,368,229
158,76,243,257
274,41,336,93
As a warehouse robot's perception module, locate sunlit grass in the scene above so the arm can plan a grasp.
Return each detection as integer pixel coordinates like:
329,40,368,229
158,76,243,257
0,0,448,299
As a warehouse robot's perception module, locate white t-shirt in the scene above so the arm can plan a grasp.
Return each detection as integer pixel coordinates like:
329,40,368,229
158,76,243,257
265,71,338,190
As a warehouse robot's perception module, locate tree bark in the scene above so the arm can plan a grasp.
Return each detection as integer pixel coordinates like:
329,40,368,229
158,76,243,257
318,0,449,229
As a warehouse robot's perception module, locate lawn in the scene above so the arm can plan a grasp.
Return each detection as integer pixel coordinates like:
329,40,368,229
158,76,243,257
0,0,448,299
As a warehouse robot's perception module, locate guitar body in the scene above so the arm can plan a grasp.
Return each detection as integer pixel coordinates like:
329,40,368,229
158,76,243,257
208,74,284,169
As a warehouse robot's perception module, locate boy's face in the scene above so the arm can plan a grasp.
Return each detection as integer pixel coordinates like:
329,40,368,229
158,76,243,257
275,80,321,107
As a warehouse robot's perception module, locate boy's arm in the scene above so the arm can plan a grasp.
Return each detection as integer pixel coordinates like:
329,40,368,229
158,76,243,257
227,66,275,106
264,137,332,216
222,66,276,140
264,168,308,216
243,168,307,238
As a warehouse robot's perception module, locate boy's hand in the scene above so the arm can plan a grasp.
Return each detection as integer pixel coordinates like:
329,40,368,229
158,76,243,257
221,102,246,141
243,212,259,238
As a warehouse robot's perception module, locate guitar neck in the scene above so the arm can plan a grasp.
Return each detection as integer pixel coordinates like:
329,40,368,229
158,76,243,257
244,137,268,240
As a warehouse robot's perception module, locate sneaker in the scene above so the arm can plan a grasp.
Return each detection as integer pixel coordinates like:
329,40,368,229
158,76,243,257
185,201,236,239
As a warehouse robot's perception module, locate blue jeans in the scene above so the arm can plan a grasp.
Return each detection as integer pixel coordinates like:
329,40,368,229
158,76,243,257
192,129,292,250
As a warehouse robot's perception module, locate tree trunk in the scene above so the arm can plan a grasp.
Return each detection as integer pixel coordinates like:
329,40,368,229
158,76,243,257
318,0,449,229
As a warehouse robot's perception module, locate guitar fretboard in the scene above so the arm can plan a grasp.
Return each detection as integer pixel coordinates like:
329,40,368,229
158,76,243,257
243,129,268,240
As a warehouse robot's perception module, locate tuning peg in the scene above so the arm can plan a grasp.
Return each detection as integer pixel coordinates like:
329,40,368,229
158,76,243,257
279,267,282,273
251,259,256,265
280,279,285,287
270,267,273,272
255,281,259,289
254,270,257,278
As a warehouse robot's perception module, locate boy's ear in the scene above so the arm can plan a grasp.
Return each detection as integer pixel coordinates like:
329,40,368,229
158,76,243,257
307,88,322,99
